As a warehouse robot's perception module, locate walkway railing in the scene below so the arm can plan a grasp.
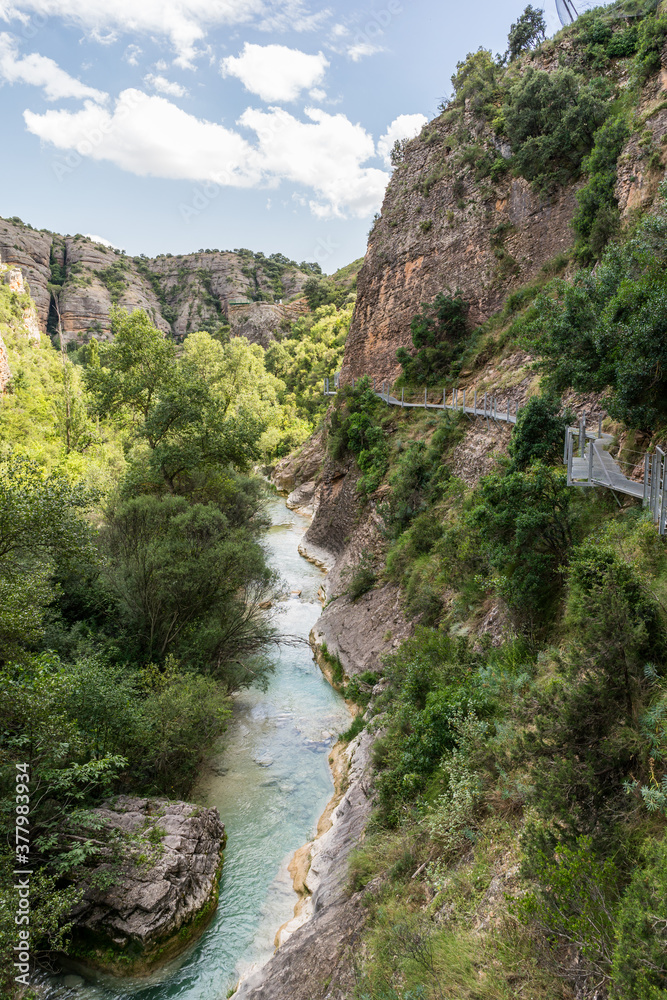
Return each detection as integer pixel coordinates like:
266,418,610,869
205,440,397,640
565,414,666,534
323,375,522,425
324,376,666,534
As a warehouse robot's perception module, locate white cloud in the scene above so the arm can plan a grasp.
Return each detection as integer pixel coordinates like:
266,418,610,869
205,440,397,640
0,31,107,101
221,42,328,103
347,41,385,62
144,73,187,98
24,89,262,185
377,113,427,166
24,88,389,218
240,105,389,218
0,1,323,65
309,86,326,102
84,233,120,248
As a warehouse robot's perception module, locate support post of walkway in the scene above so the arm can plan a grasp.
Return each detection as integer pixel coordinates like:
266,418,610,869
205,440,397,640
651,452,658,517
644,454,650,506
588,438,594,483
507,399,510,423
579,415,586,458
598,414,602,439
567,431,573,485
424,387,427,407
660,455,667,535
474,389,477,415
484,393,487,419
454,388,458,410
401,388,405,408
655,449,665,522
563,429,569,465
443,387,446,408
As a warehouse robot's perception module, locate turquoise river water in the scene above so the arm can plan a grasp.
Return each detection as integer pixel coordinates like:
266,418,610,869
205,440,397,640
40,496,350,1000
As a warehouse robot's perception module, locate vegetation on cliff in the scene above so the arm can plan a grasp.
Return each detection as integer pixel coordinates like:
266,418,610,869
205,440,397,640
318,7,667,996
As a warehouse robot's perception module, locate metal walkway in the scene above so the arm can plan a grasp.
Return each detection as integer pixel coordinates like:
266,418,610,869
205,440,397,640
325,375,665,533
324,375,521,425
565,419,666,533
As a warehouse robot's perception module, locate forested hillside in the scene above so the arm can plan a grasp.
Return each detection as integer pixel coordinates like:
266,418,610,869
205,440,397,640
0,241,358,992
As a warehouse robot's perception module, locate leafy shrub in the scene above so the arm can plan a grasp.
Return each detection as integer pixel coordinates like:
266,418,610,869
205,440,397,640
449,48,500,119
348,553,377,601
515,836,619,979
573,115,630,261
521,545,660,854
340,714,365,742
396,292,469,386
502,68,612,191
471,463,575,636
508,394,569,470
607,24,639,58
633,10,667,83
611,831,667,997
372,630,488,826
527,195,667,428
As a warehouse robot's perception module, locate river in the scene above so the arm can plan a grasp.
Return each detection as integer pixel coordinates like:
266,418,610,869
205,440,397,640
41,495,350,1000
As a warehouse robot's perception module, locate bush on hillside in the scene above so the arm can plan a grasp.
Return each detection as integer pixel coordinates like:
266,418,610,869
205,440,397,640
396,292,469,386
502,68,612,191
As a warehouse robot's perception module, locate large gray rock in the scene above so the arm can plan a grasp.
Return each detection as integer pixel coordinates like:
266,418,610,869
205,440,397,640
69,796,225,976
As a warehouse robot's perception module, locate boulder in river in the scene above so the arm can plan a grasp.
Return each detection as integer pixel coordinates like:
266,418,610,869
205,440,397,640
68,796,225,976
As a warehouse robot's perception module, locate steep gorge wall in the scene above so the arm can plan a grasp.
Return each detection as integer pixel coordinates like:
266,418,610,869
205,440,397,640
342,48,667,386
0,220,310,345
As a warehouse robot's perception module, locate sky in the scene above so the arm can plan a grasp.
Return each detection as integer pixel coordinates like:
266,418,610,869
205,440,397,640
0,0,565,272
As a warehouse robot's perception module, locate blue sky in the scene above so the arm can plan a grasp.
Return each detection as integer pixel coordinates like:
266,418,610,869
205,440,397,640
0,0,565,271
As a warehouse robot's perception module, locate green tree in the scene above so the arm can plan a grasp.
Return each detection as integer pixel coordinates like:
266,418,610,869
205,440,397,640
396,292,469,386
102,494,277,678
508,394,569,471
507,5,546,61
472,463,574,635
503,68,611,191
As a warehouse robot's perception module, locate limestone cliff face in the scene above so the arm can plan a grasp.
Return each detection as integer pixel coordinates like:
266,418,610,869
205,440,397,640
341,57,667,386
0,220,53,329
0,220,311,345
341,116,579,385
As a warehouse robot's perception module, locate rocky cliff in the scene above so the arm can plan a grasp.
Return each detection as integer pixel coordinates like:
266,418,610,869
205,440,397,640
0,218,312,345
341,32,667,385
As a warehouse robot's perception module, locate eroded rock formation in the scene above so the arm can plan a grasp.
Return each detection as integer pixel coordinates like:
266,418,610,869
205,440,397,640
0,220,311,345
69,796,225,976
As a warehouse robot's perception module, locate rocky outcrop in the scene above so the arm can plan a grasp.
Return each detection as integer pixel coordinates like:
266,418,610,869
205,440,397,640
0,219,53,328
234,731,374,1000
0,219,313,344
342,124,579,384
69,796,225,976
273,427,326,493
